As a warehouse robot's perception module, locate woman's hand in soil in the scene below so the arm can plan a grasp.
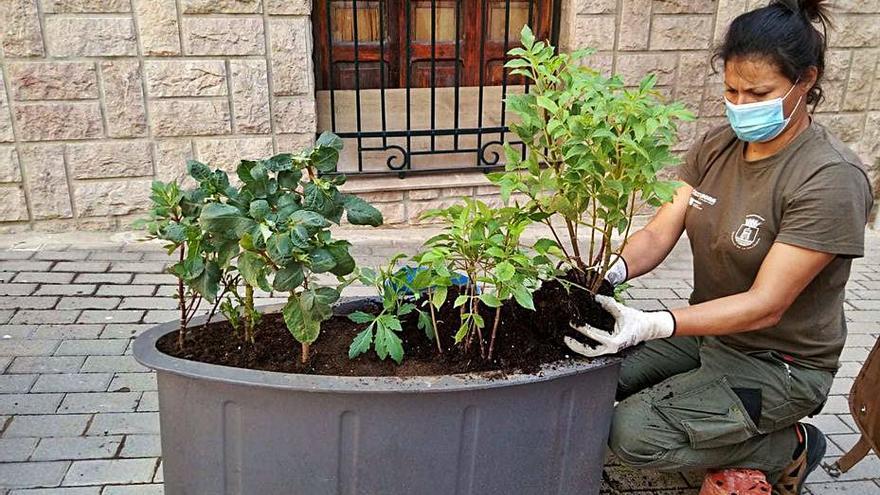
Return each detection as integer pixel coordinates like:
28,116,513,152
565,295,676,357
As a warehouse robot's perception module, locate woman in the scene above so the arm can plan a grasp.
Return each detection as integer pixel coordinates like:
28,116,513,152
564,0,874,493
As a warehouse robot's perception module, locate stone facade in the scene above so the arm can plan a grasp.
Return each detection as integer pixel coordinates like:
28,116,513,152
0,0,876,231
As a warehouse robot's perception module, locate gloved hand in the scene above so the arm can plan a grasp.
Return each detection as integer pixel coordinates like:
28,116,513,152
593,255,628,287
565,295,675,357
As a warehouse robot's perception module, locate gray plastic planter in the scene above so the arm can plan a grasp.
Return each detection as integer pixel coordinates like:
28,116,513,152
133,301,623,495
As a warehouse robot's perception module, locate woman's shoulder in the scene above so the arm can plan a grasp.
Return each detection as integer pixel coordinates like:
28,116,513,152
804,121,865,170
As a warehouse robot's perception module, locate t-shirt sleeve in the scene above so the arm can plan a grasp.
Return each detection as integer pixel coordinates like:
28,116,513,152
776,163,873,258
677,130,710,187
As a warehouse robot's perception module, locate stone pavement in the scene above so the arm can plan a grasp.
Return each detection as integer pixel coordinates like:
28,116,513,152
0,228,878,495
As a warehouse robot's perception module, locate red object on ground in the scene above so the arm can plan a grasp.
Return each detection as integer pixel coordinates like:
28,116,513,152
699,469,771,495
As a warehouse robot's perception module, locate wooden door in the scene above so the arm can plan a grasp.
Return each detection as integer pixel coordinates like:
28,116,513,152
313,0,557,90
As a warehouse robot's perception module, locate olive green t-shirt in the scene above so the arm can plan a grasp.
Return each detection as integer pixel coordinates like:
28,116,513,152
678,121,873,371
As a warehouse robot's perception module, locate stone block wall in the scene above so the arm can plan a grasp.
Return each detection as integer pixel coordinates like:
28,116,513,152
0,0,877,231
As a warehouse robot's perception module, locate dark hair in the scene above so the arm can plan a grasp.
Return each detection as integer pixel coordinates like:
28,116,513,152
713,0,832,109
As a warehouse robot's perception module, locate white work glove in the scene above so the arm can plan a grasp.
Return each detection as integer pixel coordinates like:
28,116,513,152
594,255,628,287
565,295,675,357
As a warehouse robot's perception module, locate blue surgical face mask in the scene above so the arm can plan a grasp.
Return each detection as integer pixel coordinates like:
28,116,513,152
724,81,803,143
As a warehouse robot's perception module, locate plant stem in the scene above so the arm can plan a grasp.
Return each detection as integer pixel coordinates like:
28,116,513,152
487,304,501,361
244,284,254,344
301,342,309,364
177,245,186,350
565,218,584,269
427,288,442,354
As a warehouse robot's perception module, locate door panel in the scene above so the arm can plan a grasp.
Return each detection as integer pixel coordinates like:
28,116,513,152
314,0,556,90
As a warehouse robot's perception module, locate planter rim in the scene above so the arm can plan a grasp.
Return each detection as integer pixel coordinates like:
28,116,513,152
133,301,625,394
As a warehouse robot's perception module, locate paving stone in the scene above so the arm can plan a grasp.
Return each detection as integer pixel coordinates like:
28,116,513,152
118,298,178,310
81,356,148,373
51,262,110,273
101,484,164,495
0,325,36,338
0,310,13,324
55,340,129,356
109,262,169,273
131,274,176,285
153,462,163,483
99,325,152,339
31,325,103,340
31,373,113,393
804,414,855,435
0,339,60,356
0,261,53,272
840,347,870,362
0,374,37,393
140,252,173,261
4,414,90,437
0,437,38,462
8,356,85,373
11,272,75,284
0,393,63,414
8,487,100,494
152,286,176,297
805,480,880,495
626,299,666,311
73,274,133,285
9,311,81,325
34,251,90,261
86,412,160,436
0,297,58,310
31,436,122,461
821,395,851,414
0,283,38,296
55,297,121,311
57,392,141,414
108,373,156,392
96,286,155,297
88,251,143,261
142,310,178,324
0,251,35,260
829,433,863,452
77,310,144,324
830,377,855,395
63,458,157,486
33,285,97,296
136,392,158,412
0,462,70,488
807,456,880,483
119,435,161,458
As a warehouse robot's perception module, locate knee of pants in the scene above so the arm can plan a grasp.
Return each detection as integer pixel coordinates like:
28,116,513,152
609,396,665,467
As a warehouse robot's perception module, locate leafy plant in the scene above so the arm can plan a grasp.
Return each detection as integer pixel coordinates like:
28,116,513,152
135,181,212,348
491,26,694,293
140,131,384,364
413,198,551,360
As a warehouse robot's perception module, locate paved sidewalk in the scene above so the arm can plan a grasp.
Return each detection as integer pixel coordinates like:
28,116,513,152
0,229,878,495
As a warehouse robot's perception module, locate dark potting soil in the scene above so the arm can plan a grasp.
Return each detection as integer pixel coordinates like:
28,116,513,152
157,272,615,377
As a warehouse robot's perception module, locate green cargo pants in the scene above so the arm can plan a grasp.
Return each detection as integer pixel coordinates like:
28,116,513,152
609,336,834,482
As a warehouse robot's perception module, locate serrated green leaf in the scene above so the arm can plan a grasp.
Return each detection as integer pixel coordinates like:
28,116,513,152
283,296,320,344
327,244,356,276
238,252,271,292
272,262,304,291
432,285,447,309
199,203,256,239
266,232,294,265
454,322,469,343
348,327,373,359
308,248,336,273
478,292,502,308
512,285,535,311
190,260,220,302
418,310,434,340
263,153,293,172
495,261,515,282
249,200,270,222
187,160,212,182
342,194,383,227
348,311,375,324
453,295,469,308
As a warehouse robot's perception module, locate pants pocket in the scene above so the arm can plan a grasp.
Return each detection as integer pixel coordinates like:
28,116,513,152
654,377,759,450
